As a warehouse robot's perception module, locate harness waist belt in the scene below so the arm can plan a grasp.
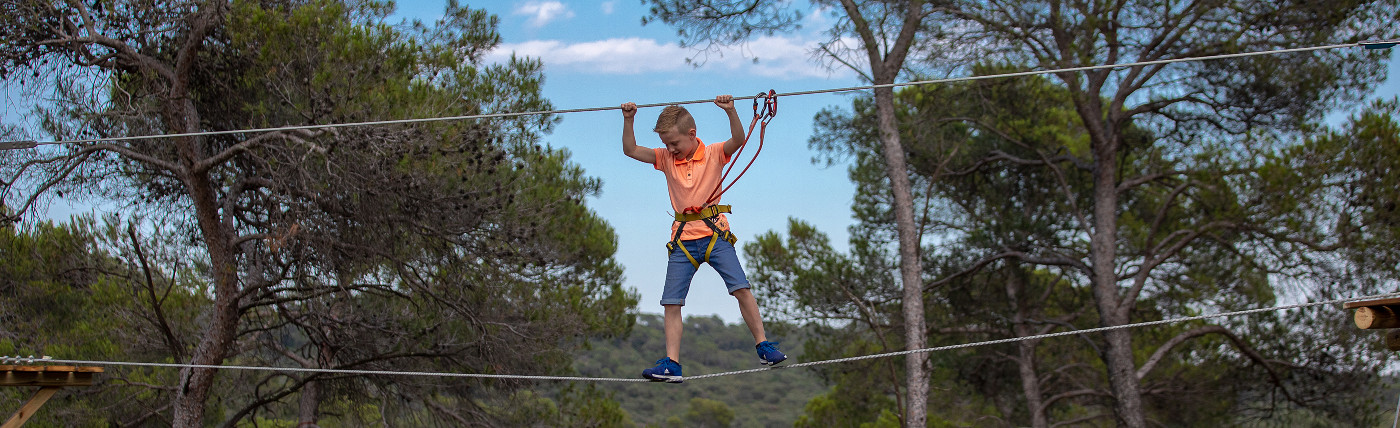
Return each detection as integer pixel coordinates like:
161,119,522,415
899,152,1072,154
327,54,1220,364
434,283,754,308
665,205,737,268
675,205,731,222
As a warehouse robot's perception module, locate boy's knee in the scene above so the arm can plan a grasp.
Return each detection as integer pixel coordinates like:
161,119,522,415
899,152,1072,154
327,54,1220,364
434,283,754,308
730,288,753,298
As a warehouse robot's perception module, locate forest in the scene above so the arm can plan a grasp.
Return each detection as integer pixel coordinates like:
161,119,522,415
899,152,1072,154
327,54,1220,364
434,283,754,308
2,0,1399,426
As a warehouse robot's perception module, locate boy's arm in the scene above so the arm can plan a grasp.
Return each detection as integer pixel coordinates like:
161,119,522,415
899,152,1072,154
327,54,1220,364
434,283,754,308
716,95,746,157
621,102,656,163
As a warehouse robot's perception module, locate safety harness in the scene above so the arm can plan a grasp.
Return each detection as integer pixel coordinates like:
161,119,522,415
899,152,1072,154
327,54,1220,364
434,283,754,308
665,91,777,268
666,205,738,268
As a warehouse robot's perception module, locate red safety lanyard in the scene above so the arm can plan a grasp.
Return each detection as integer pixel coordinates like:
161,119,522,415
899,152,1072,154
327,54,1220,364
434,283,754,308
682,90,777,214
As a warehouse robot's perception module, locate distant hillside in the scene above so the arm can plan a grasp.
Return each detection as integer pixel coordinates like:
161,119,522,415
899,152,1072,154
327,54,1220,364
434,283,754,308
573,314,825,427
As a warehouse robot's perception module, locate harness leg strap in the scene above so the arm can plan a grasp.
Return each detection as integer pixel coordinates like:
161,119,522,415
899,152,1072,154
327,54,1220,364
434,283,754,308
676,239,701,268
702,232,718,264
668,221,703,268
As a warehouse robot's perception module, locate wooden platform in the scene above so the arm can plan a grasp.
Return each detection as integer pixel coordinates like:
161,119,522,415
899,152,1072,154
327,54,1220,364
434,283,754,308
1346,298,1400,331
1343,297,1400,309
0,366,103,387
1,366,103,428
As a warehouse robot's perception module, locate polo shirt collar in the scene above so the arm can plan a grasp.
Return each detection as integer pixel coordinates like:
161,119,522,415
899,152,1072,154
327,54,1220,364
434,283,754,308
674,139,706,165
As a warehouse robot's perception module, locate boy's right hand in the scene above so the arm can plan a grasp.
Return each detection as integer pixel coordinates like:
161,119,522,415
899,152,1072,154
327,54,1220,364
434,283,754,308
621,102,654,163
714,94,735,111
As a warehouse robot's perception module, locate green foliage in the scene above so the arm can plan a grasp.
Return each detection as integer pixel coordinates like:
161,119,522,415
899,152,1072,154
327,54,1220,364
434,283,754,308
558,384,638,428
0,216,209,426
1,217,119,354
476,384,639,428
794,384,898,428
1273,98,1400,273
684,397,735,428
491,390,563,426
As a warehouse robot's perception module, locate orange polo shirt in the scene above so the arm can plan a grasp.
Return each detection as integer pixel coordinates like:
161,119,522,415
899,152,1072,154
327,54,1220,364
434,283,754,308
653,139,732,241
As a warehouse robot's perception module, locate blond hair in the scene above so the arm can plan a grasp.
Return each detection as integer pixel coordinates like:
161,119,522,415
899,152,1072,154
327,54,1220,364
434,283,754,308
653,105,696,134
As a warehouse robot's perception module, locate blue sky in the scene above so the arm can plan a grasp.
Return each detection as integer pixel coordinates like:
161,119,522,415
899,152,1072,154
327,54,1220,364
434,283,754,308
11,0,1398,325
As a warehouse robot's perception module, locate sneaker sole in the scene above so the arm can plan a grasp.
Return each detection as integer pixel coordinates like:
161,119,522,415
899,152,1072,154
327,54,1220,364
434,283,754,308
645,374,684,383
759,357,787,366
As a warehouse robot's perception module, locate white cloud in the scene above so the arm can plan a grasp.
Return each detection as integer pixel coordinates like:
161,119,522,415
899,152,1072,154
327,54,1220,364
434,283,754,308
488,38,689,73
514,1,574,28
724,35,852,79
486,36,857,80
601,1,617,15
805,4,836,28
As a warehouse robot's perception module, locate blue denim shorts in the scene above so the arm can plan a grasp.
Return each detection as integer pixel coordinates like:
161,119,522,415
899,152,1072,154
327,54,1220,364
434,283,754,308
660,236,750,306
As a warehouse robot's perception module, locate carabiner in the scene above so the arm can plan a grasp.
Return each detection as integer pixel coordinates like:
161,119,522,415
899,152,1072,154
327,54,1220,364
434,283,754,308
764,89,777,118
753,90,777,119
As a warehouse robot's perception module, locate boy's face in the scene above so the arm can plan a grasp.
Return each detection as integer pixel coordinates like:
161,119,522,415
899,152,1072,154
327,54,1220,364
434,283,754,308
657,126,698,160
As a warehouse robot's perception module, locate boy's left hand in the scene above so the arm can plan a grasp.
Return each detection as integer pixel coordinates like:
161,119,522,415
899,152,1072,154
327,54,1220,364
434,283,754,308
714,94,735,111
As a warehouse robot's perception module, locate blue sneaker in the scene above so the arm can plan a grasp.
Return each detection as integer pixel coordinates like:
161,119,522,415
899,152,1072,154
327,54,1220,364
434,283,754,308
757,341,787,366
641,357,683,383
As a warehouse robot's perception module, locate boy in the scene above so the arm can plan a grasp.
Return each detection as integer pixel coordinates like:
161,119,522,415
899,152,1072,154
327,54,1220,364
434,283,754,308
620,95,786,383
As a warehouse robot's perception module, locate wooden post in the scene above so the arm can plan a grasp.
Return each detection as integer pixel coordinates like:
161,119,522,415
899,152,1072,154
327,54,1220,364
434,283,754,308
1386,330,1400,352
0,365,103,427
1354,306,1400,329
1345,298,1400,329
1,387,59,428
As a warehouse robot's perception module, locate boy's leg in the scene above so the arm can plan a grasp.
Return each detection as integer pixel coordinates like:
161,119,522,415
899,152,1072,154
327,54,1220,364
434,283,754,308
705,238,767,343
664,304,683,362
643,239,702,382
731,288,767,344
661,241,702,361
708,237,788,365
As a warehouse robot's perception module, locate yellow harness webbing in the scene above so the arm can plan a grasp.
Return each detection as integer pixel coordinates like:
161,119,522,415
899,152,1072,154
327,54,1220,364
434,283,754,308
674,205,731,222
666,205,737,268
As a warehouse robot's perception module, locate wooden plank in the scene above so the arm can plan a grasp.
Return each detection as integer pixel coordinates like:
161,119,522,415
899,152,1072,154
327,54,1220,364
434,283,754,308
1344,297,1400,309
0,371,96,387
1,386,60,428
0,366,107,373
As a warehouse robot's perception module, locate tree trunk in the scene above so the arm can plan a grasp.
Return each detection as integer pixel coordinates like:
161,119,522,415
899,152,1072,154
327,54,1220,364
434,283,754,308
828,0,931,423
1088,132,1146,428
168,74,242,426
1015,338,1048,428
872,85,930,428
299,329,334,426
1008,269,1048,428
170,166,242,427
299,378,322,427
